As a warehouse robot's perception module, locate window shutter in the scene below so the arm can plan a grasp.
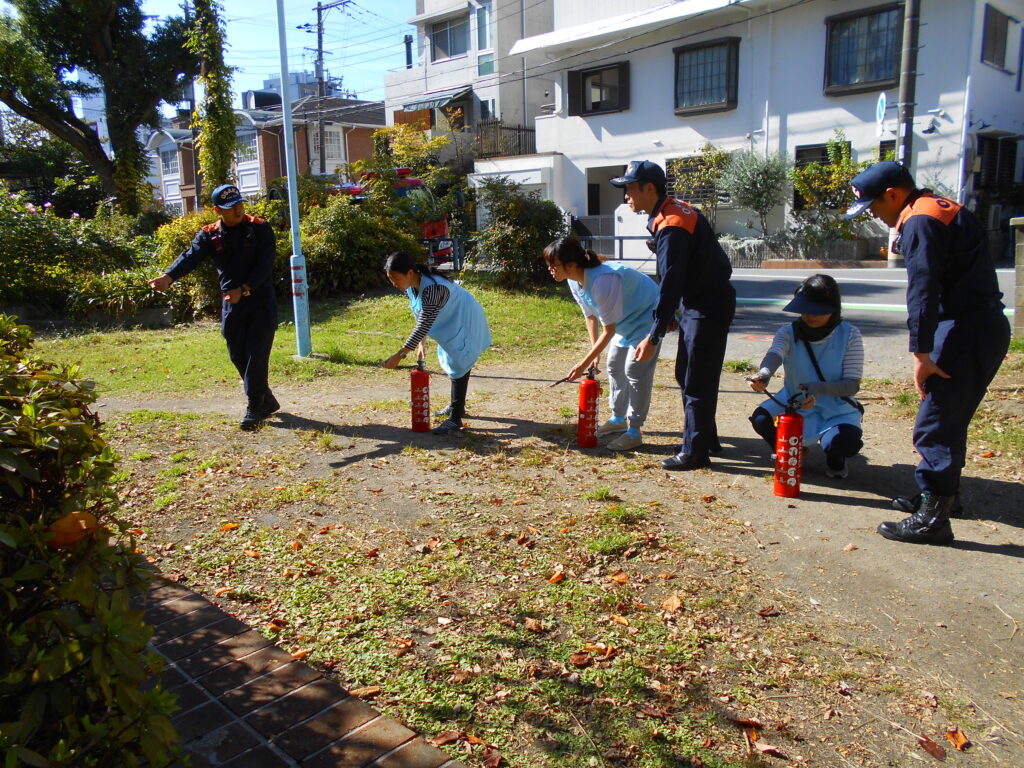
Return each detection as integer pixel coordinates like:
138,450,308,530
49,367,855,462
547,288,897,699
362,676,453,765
617,62,631,111
567,70,582,116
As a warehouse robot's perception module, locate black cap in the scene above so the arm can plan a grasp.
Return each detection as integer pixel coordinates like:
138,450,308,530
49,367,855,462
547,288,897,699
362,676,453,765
844,161,914,218
783,276,841,316
212,184,247,210
610,160,666,187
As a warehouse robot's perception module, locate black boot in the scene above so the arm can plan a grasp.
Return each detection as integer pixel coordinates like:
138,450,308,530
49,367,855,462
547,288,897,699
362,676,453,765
240,398,262,431
892,491,963,518
259,390,280,420
878,492,956,545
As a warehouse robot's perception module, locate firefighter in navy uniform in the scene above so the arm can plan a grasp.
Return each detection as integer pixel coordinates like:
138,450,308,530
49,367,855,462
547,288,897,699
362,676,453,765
149,184,279,431
845,161,1010,544
612,160,736,471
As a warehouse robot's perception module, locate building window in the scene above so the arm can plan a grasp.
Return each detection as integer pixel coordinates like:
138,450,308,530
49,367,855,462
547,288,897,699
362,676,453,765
477,2,492,51
673,38,739,115
825,4,902,95
977,135,1020,191
431,15,469,61
160,147,179,176
567,62,630,116
878,139,896,161
792,143,832,210
982,4,1016,69
165,201,184,217
236,131,257,164
313,130,342,160
478,53,494,76
479,98,496,120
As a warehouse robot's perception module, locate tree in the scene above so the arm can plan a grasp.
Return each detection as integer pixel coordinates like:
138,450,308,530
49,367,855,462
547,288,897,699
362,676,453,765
720,151,790,237
668,143,730,232
187,0,235,201
0,1,198,213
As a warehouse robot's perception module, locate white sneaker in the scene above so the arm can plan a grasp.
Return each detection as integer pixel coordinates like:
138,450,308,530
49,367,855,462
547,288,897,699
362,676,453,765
825,461,848,479
597,419,627,437
607,432,642,451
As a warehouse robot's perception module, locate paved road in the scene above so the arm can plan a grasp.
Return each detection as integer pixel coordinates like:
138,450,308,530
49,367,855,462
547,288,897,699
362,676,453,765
658,267,1016,379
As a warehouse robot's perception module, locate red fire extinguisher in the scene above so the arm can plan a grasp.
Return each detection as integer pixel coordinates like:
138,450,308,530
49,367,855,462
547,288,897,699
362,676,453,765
773,394,805,498
577,365,600,448
410,358,430,432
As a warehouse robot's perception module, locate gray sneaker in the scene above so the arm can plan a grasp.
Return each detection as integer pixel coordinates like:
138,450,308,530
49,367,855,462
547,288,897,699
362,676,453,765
596,419,627,437
607,432,642,451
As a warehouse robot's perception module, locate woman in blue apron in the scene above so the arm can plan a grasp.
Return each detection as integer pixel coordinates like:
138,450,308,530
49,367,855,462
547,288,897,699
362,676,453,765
382,251,491,435
747,274,864,479
544,237,661,451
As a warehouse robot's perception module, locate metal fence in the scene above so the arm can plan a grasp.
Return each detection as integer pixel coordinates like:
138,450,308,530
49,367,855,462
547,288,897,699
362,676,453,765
475,119,537,158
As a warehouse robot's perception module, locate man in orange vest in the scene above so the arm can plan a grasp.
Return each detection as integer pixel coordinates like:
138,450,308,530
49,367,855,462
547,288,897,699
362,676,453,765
846,161,1010,544
149,184,279,431
612,160,736,470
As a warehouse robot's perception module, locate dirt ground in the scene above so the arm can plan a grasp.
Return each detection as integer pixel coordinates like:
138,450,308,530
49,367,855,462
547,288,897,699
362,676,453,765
100,355,1023,767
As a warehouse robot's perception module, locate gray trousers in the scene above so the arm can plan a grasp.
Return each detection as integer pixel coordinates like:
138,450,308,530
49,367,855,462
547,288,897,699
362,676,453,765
606,342,659,429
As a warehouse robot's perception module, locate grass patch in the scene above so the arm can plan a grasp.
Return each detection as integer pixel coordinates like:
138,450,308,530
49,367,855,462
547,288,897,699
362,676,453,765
599,504,648,526
723,359,755,374
583,486,617,502
584,532,633,556
128,450,155,461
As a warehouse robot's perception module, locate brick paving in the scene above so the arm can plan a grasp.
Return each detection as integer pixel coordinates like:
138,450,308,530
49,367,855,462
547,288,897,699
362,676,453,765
140,577,464,768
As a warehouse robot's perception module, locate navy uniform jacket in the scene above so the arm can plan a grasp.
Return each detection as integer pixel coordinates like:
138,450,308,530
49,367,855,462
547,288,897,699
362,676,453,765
646,196,734,341
896,192,1004,354
166,215,276,305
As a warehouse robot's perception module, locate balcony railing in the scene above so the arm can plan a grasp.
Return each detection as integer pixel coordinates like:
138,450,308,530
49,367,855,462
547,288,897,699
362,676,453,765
475,118,536,158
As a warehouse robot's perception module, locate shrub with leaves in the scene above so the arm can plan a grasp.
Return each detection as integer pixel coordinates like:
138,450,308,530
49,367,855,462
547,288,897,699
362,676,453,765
720,151,790,237
668,143,730,232
300,191,423,295
789,129,870,245
0,315,180,766
472,176,567,289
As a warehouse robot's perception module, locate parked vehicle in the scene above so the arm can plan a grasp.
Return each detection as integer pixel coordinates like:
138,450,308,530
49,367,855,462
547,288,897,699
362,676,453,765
334,168,453,264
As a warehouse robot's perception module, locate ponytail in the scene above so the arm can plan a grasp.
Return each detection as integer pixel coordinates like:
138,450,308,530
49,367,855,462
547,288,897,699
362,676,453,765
542,237,602,269
383,251,450,281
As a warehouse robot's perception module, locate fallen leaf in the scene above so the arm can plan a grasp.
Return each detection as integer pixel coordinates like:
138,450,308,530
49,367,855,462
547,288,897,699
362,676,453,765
528,525,540,534
365,548,379,558
220,522,240,531
753,741,787,758
437,617,453,625
368,488,383,493
980,451,994,458
658,572,676,580
466,733,487,746
701,494,717,503
512,499,527,506
917,734,947,761
290,540,302,551
548,571,565,584
291,649,310,659
569,651,593,668
350,685,381,699
843,543,858,552
428,730,462,746
268,618,288,631
757,606,781,618
524,617,544,633
609,570,629,584
483,748,502,767
317,525,334,534
489,497,504,505
243,549,261,558
836,681,853,696
662,593,683,614
214,587,234,597
436,490,455,496
945,727,970,751
610,614,630,626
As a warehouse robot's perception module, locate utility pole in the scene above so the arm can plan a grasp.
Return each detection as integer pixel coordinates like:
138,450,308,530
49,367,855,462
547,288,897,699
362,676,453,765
315,2,326,175
896,0,921,170
183,0,203,210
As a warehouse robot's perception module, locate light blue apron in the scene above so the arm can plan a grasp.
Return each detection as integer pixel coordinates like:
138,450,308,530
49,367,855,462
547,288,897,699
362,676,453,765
759,321,862,442
408,273,491,378
570,261,659,348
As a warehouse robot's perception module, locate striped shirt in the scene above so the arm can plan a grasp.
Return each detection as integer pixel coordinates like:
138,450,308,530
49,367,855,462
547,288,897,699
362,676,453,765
759,323,864,382
403,282,451,350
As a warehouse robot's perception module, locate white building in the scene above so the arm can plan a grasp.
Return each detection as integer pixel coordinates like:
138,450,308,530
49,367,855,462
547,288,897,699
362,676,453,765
471,0,1024,256
384,0,555,166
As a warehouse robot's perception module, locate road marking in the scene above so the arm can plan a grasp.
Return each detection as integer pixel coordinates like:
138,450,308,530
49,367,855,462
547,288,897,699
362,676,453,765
737,297,1014,316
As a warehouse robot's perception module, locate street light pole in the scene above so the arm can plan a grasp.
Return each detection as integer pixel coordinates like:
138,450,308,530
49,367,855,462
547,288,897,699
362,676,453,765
896,0,921,169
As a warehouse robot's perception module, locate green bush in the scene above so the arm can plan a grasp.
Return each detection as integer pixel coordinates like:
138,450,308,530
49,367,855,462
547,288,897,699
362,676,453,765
789,129,870,245
0,315,180,766
472,177,567,289
300,193,423,295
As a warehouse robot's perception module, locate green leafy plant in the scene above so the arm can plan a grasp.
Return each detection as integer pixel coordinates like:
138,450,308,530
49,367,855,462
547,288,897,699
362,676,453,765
0,315,180,766
720,151,790,237
668,143,730,232
788,129,870,245
472,176,567,289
